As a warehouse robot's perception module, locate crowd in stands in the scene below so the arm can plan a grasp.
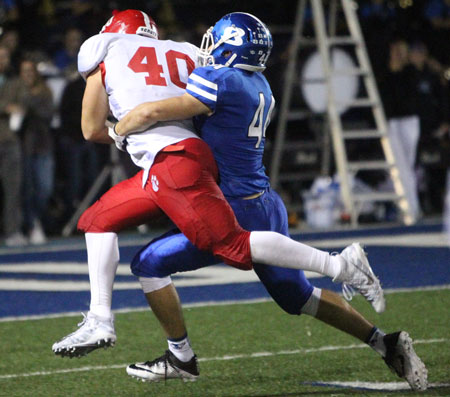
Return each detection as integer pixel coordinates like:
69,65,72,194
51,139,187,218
0,0,448,246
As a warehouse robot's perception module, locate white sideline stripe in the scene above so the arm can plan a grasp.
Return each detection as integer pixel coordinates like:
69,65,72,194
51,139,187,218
0,280,141,291
0,297,274,322
0,264,323,291
308,232,449,248
0,263,134,275
0,338,446,380
0,230,446,256
1,284,448,322
384,284,450,294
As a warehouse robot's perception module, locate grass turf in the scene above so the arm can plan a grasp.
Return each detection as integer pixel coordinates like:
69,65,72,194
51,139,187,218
0,289,449,396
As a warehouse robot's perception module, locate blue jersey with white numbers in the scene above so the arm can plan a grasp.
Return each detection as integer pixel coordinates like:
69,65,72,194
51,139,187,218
186,66,274,198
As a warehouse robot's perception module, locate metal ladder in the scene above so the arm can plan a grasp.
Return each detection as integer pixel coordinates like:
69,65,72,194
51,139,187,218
270,0,415,226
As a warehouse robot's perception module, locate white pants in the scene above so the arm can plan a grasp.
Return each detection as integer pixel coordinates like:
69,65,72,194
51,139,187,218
444,169,450,247
388,116,421,221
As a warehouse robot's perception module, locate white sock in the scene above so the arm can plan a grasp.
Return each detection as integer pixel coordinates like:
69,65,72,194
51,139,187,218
300,287,322,316
139,276,172,293
168,335,194,362
249,231,342,279
86,232,119,319
366,327,387,357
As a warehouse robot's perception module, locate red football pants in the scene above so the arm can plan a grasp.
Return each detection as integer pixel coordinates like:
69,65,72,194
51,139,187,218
78,138,252,270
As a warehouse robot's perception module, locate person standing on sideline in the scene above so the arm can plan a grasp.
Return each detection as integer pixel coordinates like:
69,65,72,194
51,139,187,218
0,46,27,246
380,38,421,221
58,73,100,219
17,58,54,245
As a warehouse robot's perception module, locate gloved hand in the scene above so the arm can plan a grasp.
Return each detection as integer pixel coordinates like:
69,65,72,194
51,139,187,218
106,120,126,152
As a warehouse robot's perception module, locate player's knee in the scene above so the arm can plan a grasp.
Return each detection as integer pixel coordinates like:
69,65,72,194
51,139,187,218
300,287,322,316
77,207,94,232
267,288,305,315
213,237,253,271
77,204,111,233
257,269,316,315
130,248,169,278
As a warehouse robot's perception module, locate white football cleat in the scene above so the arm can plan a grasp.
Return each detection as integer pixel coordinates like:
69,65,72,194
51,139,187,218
383,331,428,391
127,350,199,382
52,312,116,358
335,242,386,313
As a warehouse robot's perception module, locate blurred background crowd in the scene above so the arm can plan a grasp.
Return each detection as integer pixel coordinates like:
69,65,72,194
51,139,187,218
0,0,448,246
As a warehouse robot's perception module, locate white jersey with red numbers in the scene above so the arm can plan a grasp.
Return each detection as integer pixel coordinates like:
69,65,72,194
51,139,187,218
78,32,200,185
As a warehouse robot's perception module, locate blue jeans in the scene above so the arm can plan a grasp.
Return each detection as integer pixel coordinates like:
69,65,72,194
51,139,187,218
59,137,100,209
23,152,55,228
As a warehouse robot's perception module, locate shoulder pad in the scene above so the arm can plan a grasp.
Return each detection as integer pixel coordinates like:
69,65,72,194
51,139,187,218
78,34,117,80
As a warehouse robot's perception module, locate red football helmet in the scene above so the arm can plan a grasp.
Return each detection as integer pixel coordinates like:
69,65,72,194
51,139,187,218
100,9,158,40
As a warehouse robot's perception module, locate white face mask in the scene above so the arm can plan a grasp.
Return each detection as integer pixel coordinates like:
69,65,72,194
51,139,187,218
198,27,215,67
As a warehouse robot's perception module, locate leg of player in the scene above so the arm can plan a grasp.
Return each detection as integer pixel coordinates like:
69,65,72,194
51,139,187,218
126,280,199,382
52,232,118,357
249,233,385,313
301,288,428,391
142,139,385,313
52,172,163,358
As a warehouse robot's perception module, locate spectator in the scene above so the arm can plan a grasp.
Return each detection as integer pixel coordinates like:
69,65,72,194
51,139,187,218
424,0,450,64
440,125,450,245
0,45,27,246
58,73,99,220
409,41,450,214
17,58,54,244
358,0,397,78
53,27,83,77
380,38,421,221
0,27,21,71
0,0,19,25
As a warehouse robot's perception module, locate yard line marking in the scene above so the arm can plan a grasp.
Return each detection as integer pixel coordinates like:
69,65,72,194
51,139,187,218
303,381,450,391
199,338,447,361
0,338,447,380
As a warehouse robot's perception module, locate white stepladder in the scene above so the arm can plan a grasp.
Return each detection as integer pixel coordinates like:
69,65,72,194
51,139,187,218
270,0,416,226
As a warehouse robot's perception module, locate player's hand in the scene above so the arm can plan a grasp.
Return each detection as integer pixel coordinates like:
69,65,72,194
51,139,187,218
106,121,126,151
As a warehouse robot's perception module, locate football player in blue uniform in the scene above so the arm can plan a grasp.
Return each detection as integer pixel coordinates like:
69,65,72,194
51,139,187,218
114,13,427,390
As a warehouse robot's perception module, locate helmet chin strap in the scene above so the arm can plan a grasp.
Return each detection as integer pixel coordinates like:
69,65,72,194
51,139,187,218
224,53,237,67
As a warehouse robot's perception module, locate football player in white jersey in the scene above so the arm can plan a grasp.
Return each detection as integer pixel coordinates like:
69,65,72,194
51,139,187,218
52,9,386,369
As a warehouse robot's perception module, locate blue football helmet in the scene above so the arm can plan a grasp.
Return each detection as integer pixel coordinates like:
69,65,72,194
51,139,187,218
198,12,273,72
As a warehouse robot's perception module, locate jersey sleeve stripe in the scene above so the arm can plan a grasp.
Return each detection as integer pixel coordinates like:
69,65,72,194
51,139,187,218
187,83,217,102
189,73,218,90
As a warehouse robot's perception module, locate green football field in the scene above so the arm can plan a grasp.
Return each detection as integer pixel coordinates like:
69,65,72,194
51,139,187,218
1,289,449,397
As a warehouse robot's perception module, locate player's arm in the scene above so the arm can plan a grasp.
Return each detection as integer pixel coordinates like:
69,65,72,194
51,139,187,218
81,67,112,144
114,93,212,136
